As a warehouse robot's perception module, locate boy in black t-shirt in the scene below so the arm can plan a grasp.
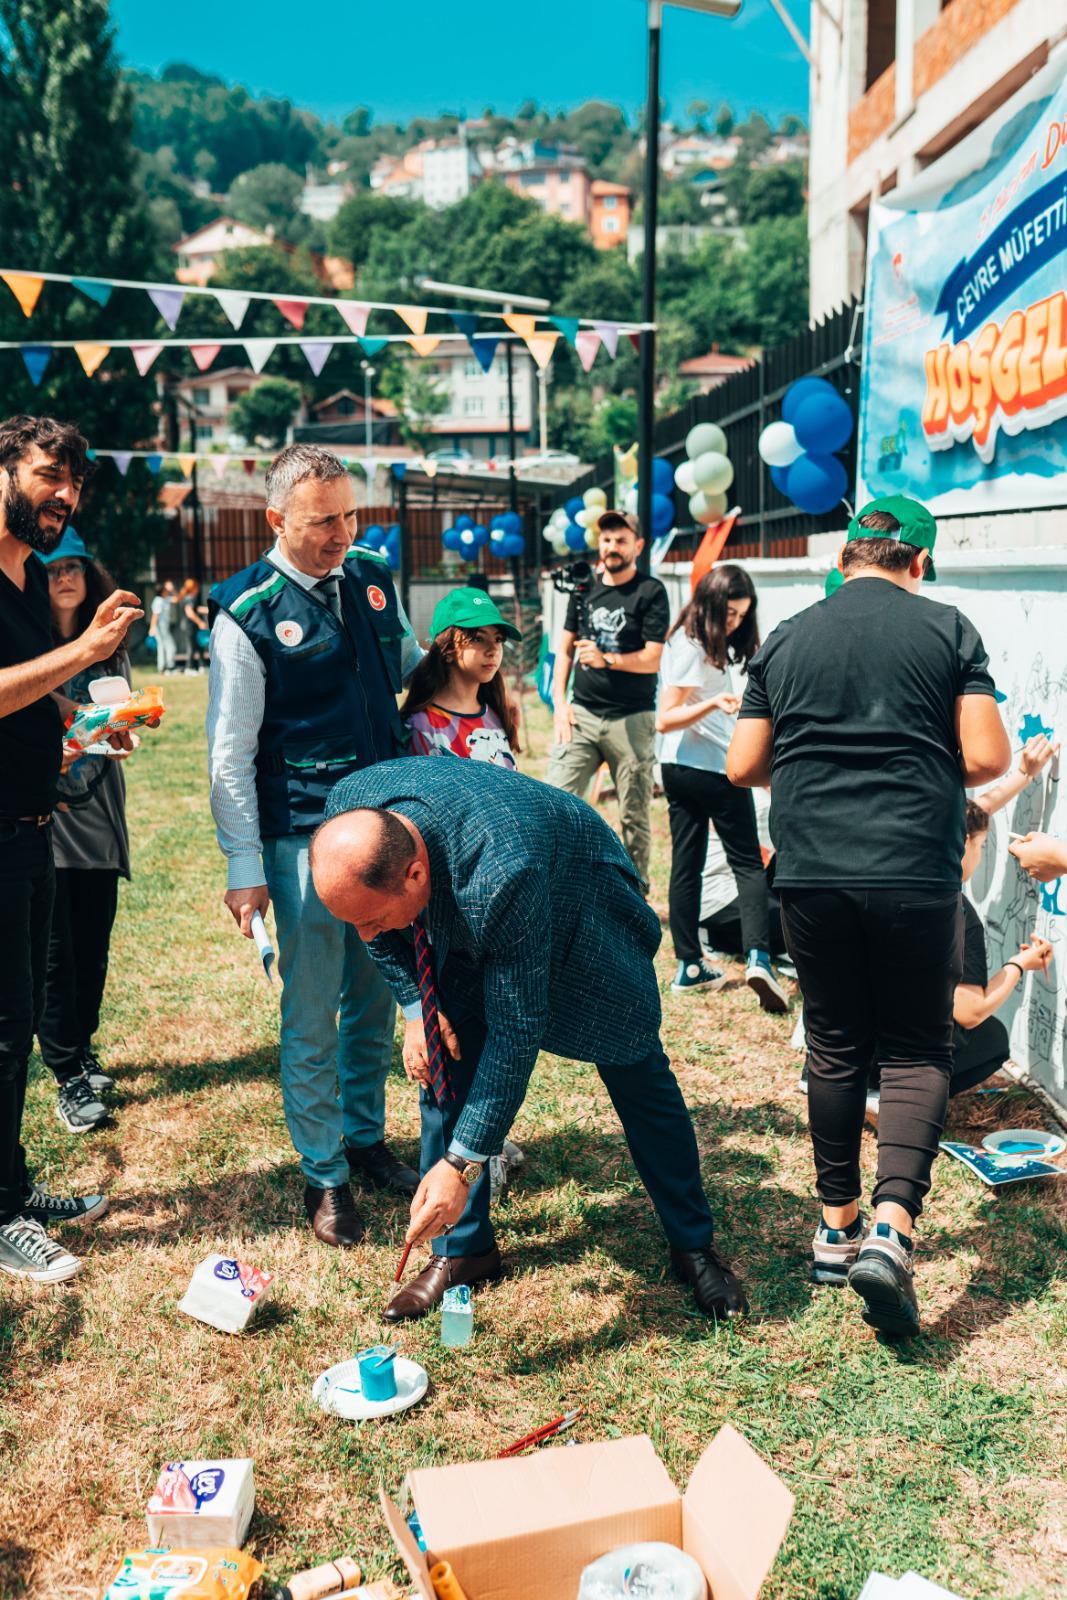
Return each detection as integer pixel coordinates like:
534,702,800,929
547,511,669,885
728,495,1011,1337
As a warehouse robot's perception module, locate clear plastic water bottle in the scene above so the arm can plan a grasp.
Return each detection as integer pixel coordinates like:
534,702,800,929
441,1284,473,1347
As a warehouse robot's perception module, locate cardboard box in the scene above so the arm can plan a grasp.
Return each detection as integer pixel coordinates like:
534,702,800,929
381,1425,794,1600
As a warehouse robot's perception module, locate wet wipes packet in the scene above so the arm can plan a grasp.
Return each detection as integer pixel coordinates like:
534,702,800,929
102,1545,263,1598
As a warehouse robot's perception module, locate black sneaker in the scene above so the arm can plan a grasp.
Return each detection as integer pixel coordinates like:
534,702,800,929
22,1183,108,1225
0,1215,81,1283
56,1074,109,1134
345,1139,419,1196
671,959,726,993
847,1223,920,1338
80,1046,115,1094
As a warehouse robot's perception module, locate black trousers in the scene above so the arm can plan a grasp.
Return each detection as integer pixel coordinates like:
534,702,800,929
660,764,769,964
0,822,55,1222
779,886,962,1220
39,867,120,1085
701,894,787,959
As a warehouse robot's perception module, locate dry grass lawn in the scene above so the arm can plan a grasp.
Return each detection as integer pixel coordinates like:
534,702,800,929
3,674,1066,1598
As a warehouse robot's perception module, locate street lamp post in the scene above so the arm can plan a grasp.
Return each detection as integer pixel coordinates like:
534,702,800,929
637,0,741,571
360,360,376,466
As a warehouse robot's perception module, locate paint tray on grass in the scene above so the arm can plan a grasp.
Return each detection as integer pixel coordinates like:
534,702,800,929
939,1140,1065,1187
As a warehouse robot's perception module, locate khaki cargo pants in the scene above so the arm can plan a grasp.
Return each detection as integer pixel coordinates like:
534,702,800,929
545,703,656,886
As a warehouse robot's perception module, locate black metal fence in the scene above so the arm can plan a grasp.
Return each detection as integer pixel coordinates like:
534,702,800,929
556,299,864,558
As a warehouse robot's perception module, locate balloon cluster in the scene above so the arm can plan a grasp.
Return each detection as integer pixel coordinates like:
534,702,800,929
620,455,680,539
758,377,853,517
357,523,401,571
489,510,525,560
443,511,525,562
669,425,734,528
543,485,608,556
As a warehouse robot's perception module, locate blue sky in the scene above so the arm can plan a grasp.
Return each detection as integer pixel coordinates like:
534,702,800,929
109,0,809,128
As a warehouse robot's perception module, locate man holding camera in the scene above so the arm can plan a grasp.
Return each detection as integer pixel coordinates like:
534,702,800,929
547,511,668,886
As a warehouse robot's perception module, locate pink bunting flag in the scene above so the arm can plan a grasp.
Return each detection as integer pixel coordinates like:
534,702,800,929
593,321,620,359
214,289,250,329
575,330,601,373
112,452,133,477
335,301,370,337
273,298,308,330
299,340,333,376
148,287,186,331
191,344,222,372
210,455,230,479
132,343,164,376
244,340,276,374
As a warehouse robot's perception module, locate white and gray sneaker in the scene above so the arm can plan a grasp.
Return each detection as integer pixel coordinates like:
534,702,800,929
22,1184,108,1226
79,1046,116,1094
848,1222,919,1338
0,1215,82,1283
56,1074,109,1134
811,1211,868,1285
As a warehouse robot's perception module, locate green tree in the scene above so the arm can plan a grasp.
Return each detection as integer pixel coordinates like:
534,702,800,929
714,102,735,138
342,107,373,138
229,377,303,447
329,192,425,272
0,0,168,575
687,99,710,132
742,162,805,224
742,215,809,348
228,162,304,236
380,361,447,452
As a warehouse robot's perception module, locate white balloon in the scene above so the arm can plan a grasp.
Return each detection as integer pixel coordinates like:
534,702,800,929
692,451,734,494
686,422,727,460
585,527,600,550
550,506,569,529
623,487,639,515
689,490,727,524
575,508,597,529
583,486,607,509
758,420,803,468
674,459,698,496
550,531,569,553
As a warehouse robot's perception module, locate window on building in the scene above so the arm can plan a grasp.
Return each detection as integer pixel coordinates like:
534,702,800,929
865,0,896,90
520,171,545,187
464,396,486,416
498,394,510,415
602,195,617,210
192,387,211,406
195,424,215,442
225,387,244,403
464,360,482,379
602,216,619,234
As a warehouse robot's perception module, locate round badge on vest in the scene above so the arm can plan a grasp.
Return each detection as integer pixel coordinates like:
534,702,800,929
366,585,386,611
275,620,304,647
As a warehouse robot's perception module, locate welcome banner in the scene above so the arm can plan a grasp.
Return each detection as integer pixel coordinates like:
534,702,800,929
858,53,1067,516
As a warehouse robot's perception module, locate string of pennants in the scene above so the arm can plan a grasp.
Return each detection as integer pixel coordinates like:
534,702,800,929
78,447,398,480
0,268,643,385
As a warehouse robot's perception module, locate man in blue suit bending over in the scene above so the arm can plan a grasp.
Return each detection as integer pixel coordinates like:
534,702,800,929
312,757,747,1323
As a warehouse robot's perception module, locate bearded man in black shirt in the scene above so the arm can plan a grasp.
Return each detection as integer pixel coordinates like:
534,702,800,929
728,495,1010,1337
0,415,142,1285
546,511,669,885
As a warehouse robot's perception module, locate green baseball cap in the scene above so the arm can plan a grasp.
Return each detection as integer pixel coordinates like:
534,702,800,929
430,586,522,642
846,494,937,581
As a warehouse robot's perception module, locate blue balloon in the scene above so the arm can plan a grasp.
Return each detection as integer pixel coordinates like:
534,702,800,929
769,465,789,494
500,510,523,538
499,531,525,559
791,389,854,455
386,523,401,540
564,496,585,521
455,513,474,532
650,492,675,533
363,523,384,543
459,545,480,562
381,542,400,572
782,376,836,425
651,457,675,496
470,523,489,548
442,526,462,551
565,522,587,552
783,454,848,516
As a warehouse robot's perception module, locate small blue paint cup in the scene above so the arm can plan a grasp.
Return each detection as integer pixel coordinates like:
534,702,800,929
358,1344,398,1401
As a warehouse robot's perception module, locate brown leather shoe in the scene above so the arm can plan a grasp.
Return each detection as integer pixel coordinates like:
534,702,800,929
383,1247,502,1321
304,1182,365,1248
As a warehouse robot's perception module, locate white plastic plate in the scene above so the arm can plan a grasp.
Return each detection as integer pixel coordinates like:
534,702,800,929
312,1355,429,1420
982,1127,1065,1159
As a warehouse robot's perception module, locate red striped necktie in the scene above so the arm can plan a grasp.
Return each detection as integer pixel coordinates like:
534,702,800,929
412,916,453,1108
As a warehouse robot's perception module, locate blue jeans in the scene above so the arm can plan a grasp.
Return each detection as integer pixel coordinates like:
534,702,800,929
263,834,396,1189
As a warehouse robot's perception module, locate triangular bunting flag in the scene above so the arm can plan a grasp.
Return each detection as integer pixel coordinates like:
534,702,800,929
145,453,163,474
148,287,185,331
299,340,333,376
468,335,499,373
132,343,164,377
242,458,257,475
71,277,113,307
359,337,388,358
524,331,559,371
21,346,52,386
273,298,307,330
406,335,441,357
191,344,222,372
1,272,44,318
450,312,477,338
549,315,580,347
214,289,250,329
112,451,133,477
74,342,110,377
86,449,97,461
594,321,620,359
575,330,601,373
627,332,641,354
335,300,370,337
177,454,196,478
394,304,428,336
244,340,276,374
502,312,536,338
210,455,230,479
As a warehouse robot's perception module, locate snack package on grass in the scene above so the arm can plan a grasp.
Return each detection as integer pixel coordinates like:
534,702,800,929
101,1545,262,1598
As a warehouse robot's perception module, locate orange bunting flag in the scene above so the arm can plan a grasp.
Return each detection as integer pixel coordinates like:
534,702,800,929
74,343,110,377
190,344,222,372
177,455,196,478
524,331,559,371
394,304,428,336
1,272,45,318
503,312,536,339
406,335,441,357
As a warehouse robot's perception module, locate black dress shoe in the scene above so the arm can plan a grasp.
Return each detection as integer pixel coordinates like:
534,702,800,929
304,1183,366,1247
383,1247,502,1321
346,1139,419,1196
670,1244,749,1320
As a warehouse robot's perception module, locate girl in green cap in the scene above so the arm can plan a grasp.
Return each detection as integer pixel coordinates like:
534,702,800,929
400,587,521,769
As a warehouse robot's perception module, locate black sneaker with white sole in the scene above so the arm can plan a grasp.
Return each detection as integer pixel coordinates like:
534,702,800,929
56,1074,109,1133
0,1215,81,1283
22,1184,108,1226
847,1222,920,1338
79,1045,115,1094
744,949,789,1013
671,959,726,993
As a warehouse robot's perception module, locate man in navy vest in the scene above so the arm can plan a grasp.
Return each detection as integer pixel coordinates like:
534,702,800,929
207,444,422,1246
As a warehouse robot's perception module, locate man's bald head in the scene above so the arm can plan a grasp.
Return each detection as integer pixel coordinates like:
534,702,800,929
311,807,431,941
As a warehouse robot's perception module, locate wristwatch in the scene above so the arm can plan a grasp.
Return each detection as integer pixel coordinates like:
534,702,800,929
444,1152,484,1187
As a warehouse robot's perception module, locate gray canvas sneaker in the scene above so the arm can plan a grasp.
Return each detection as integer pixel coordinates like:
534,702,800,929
0,1215,82,1283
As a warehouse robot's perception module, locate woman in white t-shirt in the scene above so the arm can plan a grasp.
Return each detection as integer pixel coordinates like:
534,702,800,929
656,564,786,1011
